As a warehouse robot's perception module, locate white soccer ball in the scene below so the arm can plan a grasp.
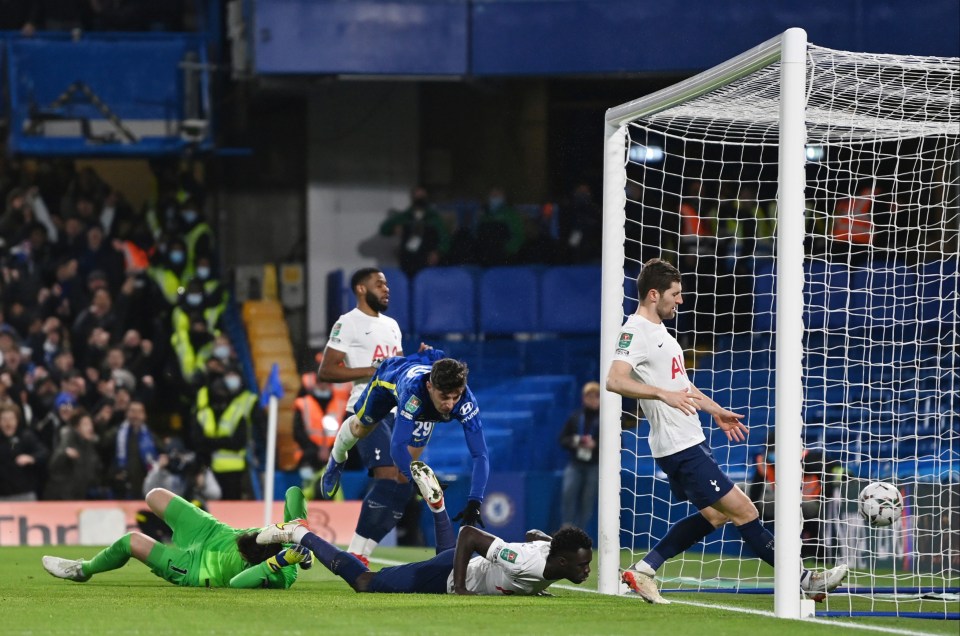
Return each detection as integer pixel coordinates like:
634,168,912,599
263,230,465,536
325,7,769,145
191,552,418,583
857,481,903,528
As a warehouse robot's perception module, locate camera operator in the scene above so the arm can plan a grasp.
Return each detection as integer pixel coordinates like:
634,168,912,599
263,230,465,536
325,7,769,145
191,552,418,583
143,436,221,507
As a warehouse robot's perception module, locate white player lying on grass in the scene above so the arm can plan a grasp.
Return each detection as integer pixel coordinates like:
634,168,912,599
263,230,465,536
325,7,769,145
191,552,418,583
258,461,593,595
607,258,848,604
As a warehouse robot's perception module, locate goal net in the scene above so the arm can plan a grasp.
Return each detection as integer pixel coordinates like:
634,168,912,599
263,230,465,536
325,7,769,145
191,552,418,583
598,28,959,620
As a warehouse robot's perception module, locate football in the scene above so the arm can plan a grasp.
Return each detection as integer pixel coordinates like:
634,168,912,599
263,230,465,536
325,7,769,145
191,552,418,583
858,481,903,527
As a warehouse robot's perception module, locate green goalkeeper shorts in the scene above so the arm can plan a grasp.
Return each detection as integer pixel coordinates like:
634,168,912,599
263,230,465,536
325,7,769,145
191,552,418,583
144,494,227,586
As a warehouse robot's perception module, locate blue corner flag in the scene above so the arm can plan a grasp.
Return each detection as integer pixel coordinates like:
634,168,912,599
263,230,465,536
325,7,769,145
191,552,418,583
260,363,284,407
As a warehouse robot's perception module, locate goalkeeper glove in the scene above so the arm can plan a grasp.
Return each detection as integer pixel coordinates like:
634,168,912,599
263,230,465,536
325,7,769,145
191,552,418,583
265,545,309,572
452,499,484,528
299,547,314,570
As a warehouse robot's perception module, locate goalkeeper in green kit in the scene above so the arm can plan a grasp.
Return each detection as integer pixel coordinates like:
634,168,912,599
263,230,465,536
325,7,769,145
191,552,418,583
41,487,311,588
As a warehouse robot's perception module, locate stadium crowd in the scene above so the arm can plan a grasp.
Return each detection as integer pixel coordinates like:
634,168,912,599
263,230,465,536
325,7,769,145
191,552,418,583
0,157,253,504
0,158,606,506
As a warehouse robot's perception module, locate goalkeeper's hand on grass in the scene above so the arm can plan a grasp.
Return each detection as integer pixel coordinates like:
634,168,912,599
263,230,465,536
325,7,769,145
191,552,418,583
297,545,314,570
452,499,484,528
266,544,310,572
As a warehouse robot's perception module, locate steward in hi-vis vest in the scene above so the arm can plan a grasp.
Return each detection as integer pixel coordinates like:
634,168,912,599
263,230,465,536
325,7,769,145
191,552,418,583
194,377,259,499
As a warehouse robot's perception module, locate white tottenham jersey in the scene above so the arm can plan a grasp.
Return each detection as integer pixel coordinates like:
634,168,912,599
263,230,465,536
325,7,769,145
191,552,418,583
613,313,706,458
446,538,554,596
326,308,403,411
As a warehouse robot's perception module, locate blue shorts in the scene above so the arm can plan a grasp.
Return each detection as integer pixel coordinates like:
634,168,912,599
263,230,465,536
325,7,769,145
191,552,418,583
355,411,396,470
366,548,454,594
655,442,735,510
354,378,398,427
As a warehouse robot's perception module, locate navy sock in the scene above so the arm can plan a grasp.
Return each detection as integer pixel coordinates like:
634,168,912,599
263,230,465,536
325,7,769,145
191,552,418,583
644,513,715,571
735,518,775,567
433,510,455,554
299,532,368,587
356,480,414,543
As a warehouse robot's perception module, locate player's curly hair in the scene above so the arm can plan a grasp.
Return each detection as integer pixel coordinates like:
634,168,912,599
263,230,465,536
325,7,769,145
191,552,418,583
350,267,382,295
636,258,682,300
548,526,593,559
236,532,283,565
430,358,468,393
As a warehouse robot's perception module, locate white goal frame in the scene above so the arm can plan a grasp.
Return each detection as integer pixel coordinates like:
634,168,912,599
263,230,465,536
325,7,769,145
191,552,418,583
598,28,809,618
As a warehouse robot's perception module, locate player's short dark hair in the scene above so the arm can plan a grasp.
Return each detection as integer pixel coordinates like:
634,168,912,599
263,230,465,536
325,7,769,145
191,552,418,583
350,267,382,296
429,358,468,393
636,258,682,300
548,526,593,559
236,532,282,565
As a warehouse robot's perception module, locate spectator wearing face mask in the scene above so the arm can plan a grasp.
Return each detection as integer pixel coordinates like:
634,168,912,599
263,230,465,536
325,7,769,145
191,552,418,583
474,187,525,267
175,196,214,281
191,253,227,313
378,186,450,277
170,311,215,390
148,237,189,307
192,374,260,500
292,366,351,475
173,278,223,335
204,335,237,381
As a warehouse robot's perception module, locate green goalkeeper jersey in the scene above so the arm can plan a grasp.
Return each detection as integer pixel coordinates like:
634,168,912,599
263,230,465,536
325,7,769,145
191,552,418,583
195,527,298,589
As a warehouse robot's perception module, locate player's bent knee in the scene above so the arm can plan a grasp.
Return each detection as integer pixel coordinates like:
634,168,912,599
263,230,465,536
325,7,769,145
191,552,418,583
351,418,374,438
145,488,175,514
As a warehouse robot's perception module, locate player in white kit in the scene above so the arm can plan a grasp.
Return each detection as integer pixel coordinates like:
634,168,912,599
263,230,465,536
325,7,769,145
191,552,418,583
317,267,408,561
257,460,592,595
606,258,847,604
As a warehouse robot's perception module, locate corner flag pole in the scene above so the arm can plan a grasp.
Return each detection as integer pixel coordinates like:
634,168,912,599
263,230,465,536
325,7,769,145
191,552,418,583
261,363,284,527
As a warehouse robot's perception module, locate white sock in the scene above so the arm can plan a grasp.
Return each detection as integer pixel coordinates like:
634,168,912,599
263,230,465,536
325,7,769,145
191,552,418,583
634,560,656,576
347,534,368,554
362,538,379,557
331,417,359,463
292,526,309,543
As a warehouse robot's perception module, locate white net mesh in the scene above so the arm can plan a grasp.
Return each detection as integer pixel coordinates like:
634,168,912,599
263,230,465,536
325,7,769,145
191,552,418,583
617,42,958,617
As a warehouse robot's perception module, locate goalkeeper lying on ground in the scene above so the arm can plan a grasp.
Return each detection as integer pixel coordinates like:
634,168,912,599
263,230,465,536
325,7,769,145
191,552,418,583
42,486,311,588
258,461,593,595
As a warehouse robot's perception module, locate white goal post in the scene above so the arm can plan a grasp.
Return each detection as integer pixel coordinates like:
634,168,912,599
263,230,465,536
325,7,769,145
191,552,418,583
599,27,959,620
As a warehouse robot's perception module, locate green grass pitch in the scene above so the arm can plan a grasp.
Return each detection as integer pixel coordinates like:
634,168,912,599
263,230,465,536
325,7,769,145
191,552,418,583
2,545,956,635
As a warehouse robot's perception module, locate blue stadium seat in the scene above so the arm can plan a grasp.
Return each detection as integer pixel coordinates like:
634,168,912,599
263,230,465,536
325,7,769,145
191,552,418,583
918,259,959,339
751,256,776,333
479,266,539,334
380,267,411,334
849,261,918,336
803,260,830,331
539,266,601,333
412,267,477,336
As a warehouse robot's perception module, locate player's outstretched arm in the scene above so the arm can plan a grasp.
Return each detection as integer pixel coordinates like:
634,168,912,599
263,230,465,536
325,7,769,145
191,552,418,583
452,526,497,595
607,361,701,415
228,546,307,589
318,347,377,382
688,384,748,442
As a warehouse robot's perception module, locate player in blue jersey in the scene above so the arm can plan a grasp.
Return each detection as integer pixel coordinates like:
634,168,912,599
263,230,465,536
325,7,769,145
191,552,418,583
320,348,489,527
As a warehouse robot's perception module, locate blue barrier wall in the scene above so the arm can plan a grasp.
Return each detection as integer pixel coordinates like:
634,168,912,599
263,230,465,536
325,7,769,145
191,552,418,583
253,0,960,76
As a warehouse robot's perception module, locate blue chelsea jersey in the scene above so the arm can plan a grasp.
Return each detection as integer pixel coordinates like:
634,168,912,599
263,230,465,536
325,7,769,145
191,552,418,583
375,349,489,502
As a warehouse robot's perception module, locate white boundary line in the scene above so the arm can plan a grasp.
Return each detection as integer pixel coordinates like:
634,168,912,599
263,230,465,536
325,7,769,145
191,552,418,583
369,556,936,636
550,583,937,636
